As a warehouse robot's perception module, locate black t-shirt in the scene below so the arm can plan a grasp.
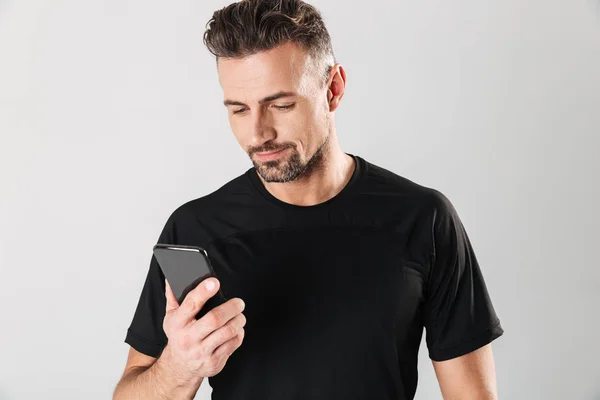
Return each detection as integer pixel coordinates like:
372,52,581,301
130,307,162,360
125,154,504,400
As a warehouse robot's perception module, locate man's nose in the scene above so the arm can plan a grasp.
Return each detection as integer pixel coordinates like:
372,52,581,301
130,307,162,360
249,108,276,147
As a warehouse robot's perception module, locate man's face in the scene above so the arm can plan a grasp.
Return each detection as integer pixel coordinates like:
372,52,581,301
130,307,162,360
217,42,332,183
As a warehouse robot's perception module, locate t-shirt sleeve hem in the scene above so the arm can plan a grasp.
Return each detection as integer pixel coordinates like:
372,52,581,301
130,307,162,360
124,328,166,359
428,320,504,362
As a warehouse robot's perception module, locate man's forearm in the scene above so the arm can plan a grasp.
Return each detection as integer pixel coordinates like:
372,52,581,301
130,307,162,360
113,355,204,400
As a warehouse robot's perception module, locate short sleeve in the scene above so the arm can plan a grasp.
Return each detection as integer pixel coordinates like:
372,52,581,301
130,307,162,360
423,190,504,362
124,211,178,358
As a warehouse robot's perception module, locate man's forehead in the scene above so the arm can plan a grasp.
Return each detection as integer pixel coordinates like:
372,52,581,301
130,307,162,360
220,61,294,88
217,43,317,94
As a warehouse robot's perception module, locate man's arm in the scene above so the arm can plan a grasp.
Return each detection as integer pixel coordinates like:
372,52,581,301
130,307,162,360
112,346,204,400
432,344,499,400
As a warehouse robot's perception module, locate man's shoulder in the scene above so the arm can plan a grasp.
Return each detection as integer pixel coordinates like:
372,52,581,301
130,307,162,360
359,156,462,238
360,156,447,206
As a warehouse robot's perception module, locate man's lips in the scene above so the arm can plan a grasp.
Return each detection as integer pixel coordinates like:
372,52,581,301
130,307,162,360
254,148,289,161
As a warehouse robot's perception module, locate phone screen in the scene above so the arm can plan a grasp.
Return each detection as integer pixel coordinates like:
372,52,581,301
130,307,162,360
153,244,227,319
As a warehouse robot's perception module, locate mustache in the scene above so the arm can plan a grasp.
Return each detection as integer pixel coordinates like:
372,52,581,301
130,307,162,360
248,143,294,157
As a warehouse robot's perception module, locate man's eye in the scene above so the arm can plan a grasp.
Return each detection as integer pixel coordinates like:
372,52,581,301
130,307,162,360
273,104,295,110
232,108,247,115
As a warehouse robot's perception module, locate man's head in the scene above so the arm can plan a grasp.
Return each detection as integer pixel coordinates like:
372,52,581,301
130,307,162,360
203,0,346,183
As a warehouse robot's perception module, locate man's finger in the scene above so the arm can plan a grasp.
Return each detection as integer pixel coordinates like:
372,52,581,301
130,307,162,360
174,277,220,326
165,278,179,314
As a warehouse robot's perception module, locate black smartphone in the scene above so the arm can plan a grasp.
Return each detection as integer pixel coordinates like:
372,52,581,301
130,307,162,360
153,243,228,319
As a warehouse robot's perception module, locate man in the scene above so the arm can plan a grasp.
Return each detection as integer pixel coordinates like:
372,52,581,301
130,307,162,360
113,0,504,399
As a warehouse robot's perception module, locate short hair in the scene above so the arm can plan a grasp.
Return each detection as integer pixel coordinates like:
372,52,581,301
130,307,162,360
203,0,336,84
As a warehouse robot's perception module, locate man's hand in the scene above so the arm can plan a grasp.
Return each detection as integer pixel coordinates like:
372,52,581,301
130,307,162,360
160,277,247,385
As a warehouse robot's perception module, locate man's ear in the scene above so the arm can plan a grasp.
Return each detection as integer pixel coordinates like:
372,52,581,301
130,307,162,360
326,64,346,112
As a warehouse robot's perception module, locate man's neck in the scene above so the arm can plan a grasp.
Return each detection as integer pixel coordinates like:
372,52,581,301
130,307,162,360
257,146,356,207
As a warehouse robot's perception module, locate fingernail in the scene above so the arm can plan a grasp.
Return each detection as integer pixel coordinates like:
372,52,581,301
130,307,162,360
205,279,215,291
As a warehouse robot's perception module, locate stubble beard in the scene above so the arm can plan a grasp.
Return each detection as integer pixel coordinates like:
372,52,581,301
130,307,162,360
250,133,331,183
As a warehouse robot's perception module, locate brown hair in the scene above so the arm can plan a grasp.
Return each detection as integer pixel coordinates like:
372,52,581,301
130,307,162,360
203,0,336,84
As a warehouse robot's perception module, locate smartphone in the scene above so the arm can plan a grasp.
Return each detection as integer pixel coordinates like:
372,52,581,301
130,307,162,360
153,243,228,319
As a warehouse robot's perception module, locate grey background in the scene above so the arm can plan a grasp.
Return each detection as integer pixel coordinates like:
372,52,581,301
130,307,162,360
1,0,599,399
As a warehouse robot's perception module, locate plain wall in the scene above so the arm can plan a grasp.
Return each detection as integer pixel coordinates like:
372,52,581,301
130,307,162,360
1,0,599,399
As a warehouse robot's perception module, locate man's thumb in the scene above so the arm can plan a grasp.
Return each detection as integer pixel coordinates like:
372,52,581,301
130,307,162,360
165,278,179,313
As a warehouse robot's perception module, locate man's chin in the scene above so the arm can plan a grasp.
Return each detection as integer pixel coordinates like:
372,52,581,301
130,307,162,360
254,163,301,183
250,152,305,183
256,166,289,183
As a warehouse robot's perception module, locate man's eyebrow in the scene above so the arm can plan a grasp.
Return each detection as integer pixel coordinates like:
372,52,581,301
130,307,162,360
223,91,297,107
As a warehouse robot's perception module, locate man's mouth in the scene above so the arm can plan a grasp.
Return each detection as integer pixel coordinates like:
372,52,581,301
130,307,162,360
254,147,289,161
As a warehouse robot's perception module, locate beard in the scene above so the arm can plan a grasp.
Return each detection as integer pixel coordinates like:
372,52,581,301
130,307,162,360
248,133,331,183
